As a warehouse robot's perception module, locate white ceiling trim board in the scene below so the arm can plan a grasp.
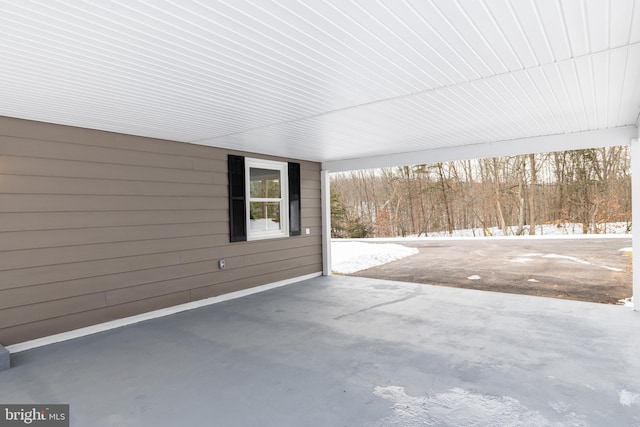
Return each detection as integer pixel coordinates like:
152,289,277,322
323,126,639,172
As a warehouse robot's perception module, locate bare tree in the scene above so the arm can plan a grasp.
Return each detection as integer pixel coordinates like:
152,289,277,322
330,146,630,238
528,153,537,235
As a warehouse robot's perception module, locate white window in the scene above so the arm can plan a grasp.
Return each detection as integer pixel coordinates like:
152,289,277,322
245,158,289,240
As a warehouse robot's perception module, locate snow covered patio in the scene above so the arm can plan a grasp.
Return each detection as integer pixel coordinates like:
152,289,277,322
1,275,638,426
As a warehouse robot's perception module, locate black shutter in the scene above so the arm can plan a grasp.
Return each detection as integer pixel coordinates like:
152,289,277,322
228,155,246,242
288,162,301,236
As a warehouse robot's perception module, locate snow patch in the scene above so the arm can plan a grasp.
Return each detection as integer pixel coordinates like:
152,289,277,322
467,275,481,280
515,253,625,272
510,257,534,263
543,254,591,265
371,385,582,427
619,297,634,307
549,400,570,414
619,390,639,407
619,247,632,252
601,265,624,272
376,222,630,239
249,218,280,231
331,242,418,274
528,279,540,283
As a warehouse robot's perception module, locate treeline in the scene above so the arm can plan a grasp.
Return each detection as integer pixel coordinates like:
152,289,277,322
330,146,631,238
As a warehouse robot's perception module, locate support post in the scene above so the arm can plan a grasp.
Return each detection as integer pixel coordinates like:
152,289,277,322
321,170,332,276
633,135,640,311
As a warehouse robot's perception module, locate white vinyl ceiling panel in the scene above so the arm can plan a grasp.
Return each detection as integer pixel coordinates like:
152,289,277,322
0,0,639,163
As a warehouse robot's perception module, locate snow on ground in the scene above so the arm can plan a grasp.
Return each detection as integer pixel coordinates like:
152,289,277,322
331,242,418,274
363,222,631,241
619,390,639,407
538,253,623,272
619,297,633,307
421,222,630,238
371,385,581,426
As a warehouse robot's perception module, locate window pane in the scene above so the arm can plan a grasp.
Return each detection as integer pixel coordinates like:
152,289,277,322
249,202,281,231
249,168,281,198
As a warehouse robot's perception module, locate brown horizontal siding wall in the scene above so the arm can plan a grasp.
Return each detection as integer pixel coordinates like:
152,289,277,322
0,117,322,345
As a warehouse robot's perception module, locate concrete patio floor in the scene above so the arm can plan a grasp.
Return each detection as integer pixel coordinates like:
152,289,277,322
0,276,639,426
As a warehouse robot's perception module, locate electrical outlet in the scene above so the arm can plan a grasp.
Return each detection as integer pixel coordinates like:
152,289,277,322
218,259,225,269
305,228,310,235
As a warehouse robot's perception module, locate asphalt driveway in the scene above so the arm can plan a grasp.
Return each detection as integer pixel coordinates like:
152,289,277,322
349,237,632,304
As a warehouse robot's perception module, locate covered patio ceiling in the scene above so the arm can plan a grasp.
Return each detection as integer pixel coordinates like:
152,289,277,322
1,0,639,170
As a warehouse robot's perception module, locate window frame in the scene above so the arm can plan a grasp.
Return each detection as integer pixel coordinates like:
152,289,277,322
245,157,289,241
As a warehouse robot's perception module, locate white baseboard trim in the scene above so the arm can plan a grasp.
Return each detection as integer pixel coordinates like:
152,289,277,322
7,272,322,354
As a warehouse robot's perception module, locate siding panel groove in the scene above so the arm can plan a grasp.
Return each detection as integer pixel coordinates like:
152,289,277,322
0,136,197,170
0,175,224,196
0,210,228,232
0,155,215,184
0,194,223,212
